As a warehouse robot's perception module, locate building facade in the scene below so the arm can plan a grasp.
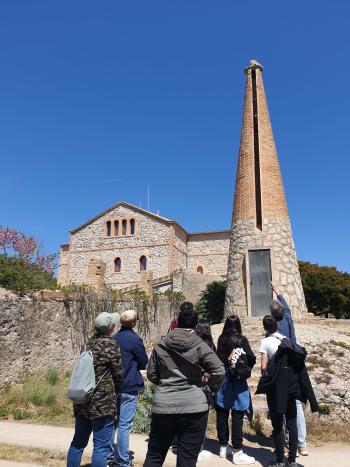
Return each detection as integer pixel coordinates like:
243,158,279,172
58,201,230,294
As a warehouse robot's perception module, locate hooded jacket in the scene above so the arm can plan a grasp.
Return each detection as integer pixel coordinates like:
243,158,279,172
256,338,319,414
147,328,225,414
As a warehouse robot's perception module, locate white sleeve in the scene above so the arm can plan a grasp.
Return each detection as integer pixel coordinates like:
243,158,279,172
259,338,267,354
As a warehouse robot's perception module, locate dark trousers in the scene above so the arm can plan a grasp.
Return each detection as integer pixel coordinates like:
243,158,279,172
267,394,297,463
215,404,244,449
143,411,208,467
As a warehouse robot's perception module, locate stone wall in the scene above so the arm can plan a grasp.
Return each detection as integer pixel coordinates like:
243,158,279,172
187,232,230,276
225,218,307,318
173,226,187,272
173,271,224,304
0,290,176,382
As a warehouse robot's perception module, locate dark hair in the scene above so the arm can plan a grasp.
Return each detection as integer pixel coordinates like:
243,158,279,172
222,315,242,335
178,307,198,329
217,333,243,365
180,302,194,313
196,319,216,351
263,315,278,334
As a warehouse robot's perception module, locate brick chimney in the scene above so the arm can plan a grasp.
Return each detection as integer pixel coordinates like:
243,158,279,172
225,61,307,319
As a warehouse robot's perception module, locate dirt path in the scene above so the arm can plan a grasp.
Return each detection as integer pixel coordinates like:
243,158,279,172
1,421,350,466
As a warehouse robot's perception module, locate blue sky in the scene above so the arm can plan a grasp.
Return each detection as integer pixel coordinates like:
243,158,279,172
0,1,349,272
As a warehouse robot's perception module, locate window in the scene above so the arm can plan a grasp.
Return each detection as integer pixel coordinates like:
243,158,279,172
197,266,203,274
114,257,121,273
106,221,111,237
130,219,135,235
114,220,119,237
139,255,147,271
122,219,127,236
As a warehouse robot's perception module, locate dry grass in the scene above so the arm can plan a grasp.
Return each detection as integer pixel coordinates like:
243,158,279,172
0,443,67,466
307,418,350,443
0,372,74,427
0,443,143,467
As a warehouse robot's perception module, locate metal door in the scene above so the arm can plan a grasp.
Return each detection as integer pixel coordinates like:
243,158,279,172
248,249,272,316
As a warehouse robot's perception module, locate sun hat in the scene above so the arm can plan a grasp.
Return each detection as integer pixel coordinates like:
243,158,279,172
94,312,120,334
120,309,137,326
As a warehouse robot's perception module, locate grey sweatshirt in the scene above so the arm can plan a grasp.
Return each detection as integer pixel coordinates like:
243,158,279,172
147,328,225,414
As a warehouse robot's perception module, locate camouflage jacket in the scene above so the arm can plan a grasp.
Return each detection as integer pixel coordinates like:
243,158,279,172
74,334,124,420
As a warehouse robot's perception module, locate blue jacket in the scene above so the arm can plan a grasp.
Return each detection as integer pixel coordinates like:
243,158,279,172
113,328,148,394
276,295,297,344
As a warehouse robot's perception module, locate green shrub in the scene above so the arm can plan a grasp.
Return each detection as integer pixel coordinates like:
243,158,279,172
12,408,30,420
330,340,350,351
0,406,8,418
132,385,155,434
319,404,331,415
195,281,227,324
50,405,63,416
24,381,57,407
46,367,59,386
0,254,56,295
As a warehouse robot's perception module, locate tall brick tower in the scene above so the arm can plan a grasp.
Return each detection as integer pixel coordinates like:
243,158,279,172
225,60,307,319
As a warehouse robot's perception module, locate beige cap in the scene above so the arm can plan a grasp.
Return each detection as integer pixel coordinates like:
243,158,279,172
120,309,137,326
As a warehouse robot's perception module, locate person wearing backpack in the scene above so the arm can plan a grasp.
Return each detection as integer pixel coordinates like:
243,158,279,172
215,315,256,465
143,305,225,467
113,310,148,467
67,311,123,467
258,315,318,467
270,282,308,457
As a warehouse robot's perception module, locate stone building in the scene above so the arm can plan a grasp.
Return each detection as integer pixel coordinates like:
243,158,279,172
225,61,307,318
58,201,230,300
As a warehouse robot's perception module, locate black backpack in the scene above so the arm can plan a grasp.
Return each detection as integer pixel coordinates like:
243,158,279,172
227,347,251,382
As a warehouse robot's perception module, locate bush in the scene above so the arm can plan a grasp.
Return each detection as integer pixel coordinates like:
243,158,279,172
0,254,56,295
195,281,227,324
46,367,60,386
319,404,331,415
12,408,30,420
0,405,8,418
24,381,57,407
132,384,155,433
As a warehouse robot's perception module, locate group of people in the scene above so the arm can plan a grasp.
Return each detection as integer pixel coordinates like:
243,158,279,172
67,282,318,467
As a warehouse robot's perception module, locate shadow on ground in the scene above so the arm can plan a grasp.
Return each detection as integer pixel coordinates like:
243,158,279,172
205,437,274,466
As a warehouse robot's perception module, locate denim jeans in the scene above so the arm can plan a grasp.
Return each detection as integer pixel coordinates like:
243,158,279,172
284,400,307,449
296,399,307,448
67,416,114,467
114,392,138,467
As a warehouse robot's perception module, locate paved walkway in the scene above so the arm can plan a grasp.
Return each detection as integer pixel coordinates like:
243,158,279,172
1,421,350,466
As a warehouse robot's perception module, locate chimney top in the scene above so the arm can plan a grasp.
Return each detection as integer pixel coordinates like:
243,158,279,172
244,60,263,74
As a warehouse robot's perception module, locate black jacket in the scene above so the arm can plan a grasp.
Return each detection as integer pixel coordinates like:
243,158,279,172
256,338,319,414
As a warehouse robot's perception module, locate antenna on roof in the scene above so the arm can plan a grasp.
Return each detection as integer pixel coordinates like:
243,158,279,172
147,186,150,211
139,200,142,208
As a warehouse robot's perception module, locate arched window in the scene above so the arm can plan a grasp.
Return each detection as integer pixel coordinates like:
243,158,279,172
139,255,147,271
106,221,111,237
122,219,127,236
114,257,121,273
114,220,119,237
197,266,203,274
130,219,135,235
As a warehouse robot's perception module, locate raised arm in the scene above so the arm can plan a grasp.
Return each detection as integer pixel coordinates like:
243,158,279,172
271,282,292,317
